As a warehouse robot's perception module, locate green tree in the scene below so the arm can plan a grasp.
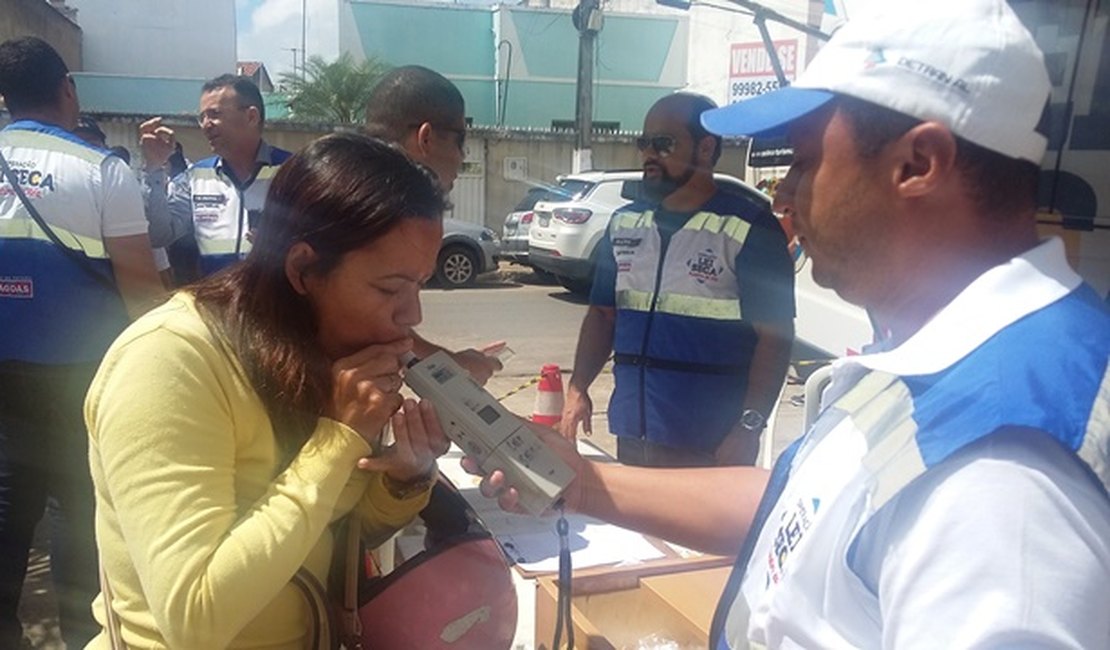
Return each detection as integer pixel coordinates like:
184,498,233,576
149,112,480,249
280,53,391,124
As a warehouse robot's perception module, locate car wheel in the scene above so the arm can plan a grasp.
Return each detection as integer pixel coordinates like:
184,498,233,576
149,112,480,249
436,244,478,288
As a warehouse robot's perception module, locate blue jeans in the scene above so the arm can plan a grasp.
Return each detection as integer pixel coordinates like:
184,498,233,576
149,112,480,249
0,362,100,648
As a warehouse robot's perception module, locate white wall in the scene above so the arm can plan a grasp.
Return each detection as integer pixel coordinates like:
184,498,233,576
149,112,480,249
67,0,237,78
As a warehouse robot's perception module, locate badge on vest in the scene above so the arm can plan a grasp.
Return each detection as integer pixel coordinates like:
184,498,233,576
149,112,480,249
687,248,724,284
765,496,819,586
0,276,33,299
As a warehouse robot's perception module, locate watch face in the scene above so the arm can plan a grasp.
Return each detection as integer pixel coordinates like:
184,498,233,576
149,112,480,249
740,409,766,431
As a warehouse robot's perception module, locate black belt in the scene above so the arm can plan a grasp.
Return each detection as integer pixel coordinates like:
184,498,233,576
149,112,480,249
613,353,746,376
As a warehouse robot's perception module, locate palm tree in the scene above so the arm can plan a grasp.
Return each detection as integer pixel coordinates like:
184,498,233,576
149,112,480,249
279,53,391,125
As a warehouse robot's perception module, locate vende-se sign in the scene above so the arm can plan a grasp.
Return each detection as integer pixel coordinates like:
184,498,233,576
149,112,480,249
728,40,798,104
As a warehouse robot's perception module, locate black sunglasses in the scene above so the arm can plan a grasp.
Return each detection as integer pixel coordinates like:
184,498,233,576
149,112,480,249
635,134,677,158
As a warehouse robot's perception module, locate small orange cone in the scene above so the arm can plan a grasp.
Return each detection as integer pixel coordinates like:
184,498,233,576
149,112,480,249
531,364,564,426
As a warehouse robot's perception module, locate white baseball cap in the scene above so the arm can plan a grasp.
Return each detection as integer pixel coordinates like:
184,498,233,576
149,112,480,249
701,0,1051,163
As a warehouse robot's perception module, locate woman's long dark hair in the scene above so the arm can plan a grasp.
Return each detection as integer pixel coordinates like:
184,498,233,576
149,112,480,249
192,133,449,459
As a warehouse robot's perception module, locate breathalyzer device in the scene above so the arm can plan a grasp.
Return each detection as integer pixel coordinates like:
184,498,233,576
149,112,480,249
402,351,575,516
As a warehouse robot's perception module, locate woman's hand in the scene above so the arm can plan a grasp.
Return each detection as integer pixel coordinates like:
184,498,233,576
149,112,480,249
358,399,451,483
327,338,412,446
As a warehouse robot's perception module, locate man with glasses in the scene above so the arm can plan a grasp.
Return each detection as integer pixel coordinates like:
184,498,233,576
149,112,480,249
140,74,291,276
561,92,795,467
365,65,468,192
363,65,503,385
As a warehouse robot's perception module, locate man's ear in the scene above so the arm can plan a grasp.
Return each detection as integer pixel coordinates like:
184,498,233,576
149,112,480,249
413,122,435,157
246,105,262,130
285,241,318,296
894,122,958,199
696,135,717,168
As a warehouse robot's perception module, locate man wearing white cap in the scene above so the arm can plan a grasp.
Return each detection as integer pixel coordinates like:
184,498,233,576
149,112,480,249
473,1,1109,647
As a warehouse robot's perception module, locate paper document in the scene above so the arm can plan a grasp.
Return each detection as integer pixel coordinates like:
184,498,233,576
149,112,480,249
496,514,664,573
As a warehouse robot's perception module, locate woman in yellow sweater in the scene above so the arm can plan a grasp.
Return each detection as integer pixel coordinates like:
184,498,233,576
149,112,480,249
84,134,452,648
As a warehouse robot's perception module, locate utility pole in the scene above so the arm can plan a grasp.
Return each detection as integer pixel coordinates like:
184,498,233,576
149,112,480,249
301,0,308,82
285,47,300,81
572,0,601,173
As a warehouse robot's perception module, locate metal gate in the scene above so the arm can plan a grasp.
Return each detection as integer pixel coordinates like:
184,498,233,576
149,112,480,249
447,137,487,226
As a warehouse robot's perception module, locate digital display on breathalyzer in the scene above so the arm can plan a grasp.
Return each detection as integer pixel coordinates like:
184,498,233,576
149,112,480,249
477,404,500,425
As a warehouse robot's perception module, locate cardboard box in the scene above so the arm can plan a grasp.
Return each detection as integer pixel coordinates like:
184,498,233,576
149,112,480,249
534,564,731,649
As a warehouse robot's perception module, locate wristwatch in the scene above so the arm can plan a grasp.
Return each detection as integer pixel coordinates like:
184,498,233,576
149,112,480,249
382,470,437,500
738,408,767,434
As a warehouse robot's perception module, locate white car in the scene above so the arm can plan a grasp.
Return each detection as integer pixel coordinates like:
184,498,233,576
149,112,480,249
527,170,771,294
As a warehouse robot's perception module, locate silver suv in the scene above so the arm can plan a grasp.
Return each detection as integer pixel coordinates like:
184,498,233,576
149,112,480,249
527,170,770,293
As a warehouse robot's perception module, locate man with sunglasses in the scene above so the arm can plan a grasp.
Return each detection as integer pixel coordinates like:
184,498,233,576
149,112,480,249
139,74,291,277
561,92,795,467
364,65,502,384
366,65,468,192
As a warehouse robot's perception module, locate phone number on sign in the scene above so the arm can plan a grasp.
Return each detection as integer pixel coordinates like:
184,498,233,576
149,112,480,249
730,79,781,99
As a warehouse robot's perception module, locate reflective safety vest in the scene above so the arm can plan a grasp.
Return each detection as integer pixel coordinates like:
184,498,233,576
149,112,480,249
608,194,764,454
188,143,290,275
0,122,131,364
709,249,1110,649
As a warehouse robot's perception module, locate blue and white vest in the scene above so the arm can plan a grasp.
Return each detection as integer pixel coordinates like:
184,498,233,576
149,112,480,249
188,143,290,275
0,121,131,364
608,194,774,453
710,241,1109,649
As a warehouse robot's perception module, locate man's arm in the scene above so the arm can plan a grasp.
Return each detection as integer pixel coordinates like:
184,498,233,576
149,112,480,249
717,320,794,465
142,168,194,248
474,423,770,556
101,155,167,318
105,233,166,319
560,305,615,440
717,218,797,465
139,117,193,248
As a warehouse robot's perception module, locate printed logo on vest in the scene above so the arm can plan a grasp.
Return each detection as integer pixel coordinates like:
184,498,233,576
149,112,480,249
612,236,643,250
193,193,229,224
0,276,33,299
0,162,57,200
765,497,819,586
687,248,724,284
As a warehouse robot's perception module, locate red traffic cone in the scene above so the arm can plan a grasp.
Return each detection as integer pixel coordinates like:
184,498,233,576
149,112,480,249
531,364,564,426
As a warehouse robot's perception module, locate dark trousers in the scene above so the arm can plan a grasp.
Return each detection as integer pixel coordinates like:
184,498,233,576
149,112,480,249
0,362,100,648
616,436,718,468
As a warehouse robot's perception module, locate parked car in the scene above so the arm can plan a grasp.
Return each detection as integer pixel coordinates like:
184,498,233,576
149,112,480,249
499,182,591,268
527,170,771,294
437,217,499,288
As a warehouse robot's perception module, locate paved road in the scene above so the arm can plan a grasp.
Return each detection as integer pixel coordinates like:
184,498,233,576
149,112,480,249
421,263,811,455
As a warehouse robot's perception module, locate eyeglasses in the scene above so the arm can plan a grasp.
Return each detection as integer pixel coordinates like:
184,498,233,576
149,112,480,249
635,134,677,158
197,105,248,127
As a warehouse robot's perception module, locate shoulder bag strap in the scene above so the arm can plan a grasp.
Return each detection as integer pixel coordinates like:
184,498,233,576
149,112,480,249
0,147,118,292
291,567,341,650
99,564,127,650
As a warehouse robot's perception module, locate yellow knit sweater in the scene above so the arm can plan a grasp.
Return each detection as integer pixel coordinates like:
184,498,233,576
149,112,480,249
85,293,431,649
